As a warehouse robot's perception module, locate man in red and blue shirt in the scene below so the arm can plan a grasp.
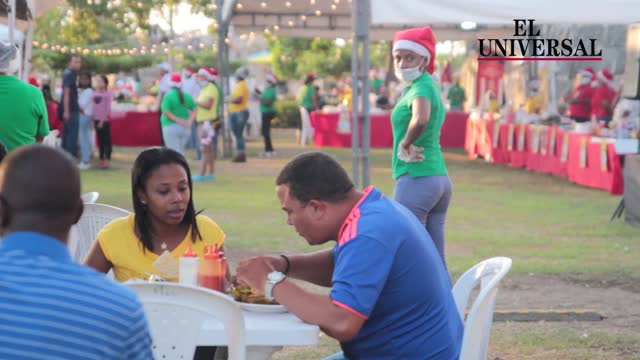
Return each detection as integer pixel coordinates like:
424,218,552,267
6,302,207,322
237,152,462,359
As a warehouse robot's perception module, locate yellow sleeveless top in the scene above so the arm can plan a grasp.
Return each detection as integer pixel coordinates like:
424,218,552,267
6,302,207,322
97,214,225,282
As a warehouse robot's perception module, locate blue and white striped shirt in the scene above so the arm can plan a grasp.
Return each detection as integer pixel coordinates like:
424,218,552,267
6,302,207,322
0,232,154,360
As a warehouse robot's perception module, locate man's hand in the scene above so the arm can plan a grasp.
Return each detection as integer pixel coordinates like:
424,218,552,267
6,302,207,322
236,256,281,293
63,111,70,122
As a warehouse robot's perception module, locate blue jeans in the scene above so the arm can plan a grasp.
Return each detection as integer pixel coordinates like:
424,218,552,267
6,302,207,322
393,174,453,273
162,123,190,155
62,112,80,158
230,110,249,152
78,114,92,163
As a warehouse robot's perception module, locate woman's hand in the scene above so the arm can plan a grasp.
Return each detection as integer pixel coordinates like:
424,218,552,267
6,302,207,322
398,141,425,162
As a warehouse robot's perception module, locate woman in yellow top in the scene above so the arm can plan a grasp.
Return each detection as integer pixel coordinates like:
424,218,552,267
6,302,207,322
193,66,221,182
84,147,226,282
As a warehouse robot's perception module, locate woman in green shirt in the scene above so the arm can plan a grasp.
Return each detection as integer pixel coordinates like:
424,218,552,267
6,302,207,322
390,26,452,273
160,73,196,155
260,74,278,158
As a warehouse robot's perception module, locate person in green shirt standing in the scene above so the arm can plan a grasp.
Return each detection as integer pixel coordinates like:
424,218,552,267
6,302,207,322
0,42,49,153
390,26,452,274
297,73,318,145
160,73,196,155
370,69,384,96
447,77,466,111
260,74,278,158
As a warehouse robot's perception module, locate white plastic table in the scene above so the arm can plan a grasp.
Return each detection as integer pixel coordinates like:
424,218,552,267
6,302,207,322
198,310,320,360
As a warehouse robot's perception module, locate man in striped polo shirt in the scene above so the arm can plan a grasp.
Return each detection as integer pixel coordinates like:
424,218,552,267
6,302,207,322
0,145,153,360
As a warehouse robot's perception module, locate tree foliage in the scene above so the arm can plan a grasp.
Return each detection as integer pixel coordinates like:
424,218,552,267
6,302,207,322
266,35,390,80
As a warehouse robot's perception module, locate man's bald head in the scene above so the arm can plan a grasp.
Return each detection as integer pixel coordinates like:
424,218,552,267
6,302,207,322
0,145,83,240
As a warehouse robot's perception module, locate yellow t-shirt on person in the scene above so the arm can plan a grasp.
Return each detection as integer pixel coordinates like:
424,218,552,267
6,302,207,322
196,83,219,122
97,213,225,282
229,80,249,113
525,95,543,114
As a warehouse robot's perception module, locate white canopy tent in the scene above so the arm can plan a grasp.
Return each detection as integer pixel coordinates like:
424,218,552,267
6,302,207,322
226,0,512,185
371,0,640,25
228,1,640,187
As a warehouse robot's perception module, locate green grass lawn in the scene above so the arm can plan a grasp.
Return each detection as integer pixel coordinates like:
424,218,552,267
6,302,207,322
80,130,640,359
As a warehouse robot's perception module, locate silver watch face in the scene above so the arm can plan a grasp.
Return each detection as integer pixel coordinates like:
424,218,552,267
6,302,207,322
268,271,285,282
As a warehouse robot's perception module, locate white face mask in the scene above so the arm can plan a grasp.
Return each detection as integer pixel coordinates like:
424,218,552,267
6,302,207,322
395,58,425,83
580,77,592,85
199,80,209,87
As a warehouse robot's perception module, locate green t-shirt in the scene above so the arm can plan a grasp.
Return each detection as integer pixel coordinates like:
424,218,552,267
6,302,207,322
371,78,383,95
298,84,315,109
0,75,49,152
160,88,196,127
447,84,466,110
390,73,447,180
260,86,277,113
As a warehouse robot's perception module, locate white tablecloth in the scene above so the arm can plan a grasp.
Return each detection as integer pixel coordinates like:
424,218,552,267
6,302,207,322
199,310,320,360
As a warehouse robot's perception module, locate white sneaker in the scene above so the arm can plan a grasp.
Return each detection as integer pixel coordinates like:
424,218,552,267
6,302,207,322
78,162,90,170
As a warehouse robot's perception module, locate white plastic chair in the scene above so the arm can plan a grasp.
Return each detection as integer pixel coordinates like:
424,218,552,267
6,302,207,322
81,192,100,204
299,107,314,146
127,282,246,360
68,203,130,263
452,257,512,360
42,129,59,147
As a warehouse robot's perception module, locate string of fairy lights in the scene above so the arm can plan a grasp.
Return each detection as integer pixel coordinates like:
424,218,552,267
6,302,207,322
34,0,352,56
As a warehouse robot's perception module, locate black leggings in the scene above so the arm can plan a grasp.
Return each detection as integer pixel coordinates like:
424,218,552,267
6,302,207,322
95,121,112,160
262,111,276,152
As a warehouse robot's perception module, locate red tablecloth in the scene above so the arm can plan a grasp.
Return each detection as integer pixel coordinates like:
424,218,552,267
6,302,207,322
441,111,468,148
110,111,162,147
311,111,468,149
465,120,623,195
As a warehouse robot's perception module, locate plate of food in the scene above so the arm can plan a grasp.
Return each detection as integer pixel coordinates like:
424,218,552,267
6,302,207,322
231,284,288,313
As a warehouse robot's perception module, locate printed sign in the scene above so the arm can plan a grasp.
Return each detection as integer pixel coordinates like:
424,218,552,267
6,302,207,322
550,127,557,156
561,133,570,162
517,123,526,151
579,137,587,168
507,124,515,151
600,141,608,172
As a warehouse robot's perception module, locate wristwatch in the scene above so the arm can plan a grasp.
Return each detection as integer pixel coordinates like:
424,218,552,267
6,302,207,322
265,271,286,301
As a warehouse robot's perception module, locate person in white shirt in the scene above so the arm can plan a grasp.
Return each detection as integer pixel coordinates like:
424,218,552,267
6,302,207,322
77,72,94,170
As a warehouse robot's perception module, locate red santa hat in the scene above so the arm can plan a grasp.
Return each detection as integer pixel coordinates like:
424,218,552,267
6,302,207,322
392,26,436,74
581,67,595,78
28,76,39,88
198,66,218,82
597,68,614,84
168,72,182,88
266,73,278,84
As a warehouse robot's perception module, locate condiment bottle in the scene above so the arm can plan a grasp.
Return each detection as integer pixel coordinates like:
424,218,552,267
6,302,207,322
179,245,199,286
198,244,223,291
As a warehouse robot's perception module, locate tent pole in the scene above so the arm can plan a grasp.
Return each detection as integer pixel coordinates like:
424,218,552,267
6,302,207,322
357,0,372,187
8,0,16,43
22,23,34,81
350,2,361,188
218,0,235,159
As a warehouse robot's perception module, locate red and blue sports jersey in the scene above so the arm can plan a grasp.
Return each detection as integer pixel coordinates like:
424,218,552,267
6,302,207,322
331,186,463,359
